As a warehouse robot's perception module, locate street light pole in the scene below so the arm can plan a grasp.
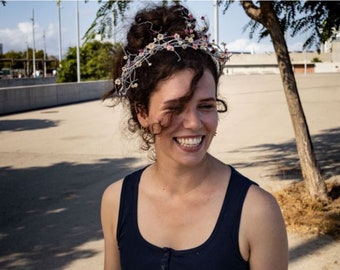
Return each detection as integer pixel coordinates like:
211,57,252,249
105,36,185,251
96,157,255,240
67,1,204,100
43,30,47,77
57,2,62,63
76,0,81,82
214,0,219,45
31,9,36,77
26,41,29,77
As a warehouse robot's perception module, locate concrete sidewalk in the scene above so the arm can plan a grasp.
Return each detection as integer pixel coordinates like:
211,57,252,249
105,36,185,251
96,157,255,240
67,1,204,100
0,73,339,269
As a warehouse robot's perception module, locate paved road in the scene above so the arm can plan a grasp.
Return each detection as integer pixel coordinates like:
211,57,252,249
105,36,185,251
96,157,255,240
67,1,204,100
1,73,339,269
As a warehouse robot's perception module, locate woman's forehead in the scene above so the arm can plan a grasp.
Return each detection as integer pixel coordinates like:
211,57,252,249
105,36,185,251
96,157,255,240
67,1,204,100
151,70,216,104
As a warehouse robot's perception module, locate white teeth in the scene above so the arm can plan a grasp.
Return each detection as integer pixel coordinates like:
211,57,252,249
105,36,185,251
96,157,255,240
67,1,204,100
176,137,202,147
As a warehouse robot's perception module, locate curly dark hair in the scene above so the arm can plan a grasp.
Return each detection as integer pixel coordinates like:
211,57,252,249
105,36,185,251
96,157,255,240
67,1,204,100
103,4,227,151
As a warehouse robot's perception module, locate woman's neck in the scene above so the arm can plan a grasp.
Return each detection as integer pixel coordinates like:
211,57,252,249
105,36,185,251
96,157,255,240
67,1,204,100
147,154,218,196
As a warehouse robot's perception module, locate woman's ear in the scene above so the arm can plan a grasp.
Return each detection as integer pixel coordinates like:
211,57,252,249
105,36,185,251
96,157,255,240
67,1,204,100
136,105,149,128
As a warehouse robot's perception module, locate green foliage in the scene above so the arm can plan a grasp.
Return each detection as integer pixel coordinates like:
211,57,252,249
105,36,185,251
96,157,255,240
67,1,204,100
84,0,183,41
0,48,57,72
85,0,339,51
84,0,132,42
293,1,340,49
1,50,26,70
2,50,24,59
221,1,340,51
0,50,24,69
56,47,78,82
311,57,322,63
57,40,116,83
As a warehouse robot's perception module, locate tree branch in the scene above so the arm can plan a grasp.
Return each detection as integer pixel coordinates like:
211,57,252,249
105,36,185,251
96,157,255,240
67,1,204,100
240,1,262,23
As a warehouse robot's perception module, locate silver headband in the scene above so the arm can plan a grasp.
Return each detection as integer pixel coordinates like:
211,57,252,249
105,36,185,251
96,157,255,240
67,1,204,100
115,13,231,96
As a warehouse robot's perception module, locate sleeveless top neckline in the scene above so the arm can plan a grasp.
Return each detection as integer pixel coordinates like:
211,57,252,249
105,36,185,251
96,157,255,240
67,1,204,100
117,165,257,270
133,167,235,254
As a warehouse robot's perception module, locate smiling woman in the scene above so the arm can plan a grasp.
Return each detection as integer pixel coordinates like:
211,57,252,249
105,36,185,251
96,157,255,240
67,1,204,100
100,3,288,270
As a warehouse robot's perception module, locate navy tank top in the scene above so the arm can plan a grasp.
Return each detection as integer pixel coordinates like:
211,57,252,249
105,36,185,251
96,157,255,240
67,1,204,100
117,166,257,270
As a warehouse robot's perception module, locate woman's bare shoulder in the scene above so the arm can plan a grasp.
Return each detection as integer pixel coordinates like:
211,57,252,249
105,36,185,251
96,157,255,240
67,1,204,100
242,184,285,228
246,185,282,215
101,179,124,270
101,179,124,239
102,179,124,207
241,184,288,269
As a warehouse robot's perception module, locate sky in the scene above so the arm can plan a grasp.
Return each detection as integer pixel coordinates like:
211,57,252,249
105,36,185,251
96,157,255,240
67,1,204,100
0,0,308,58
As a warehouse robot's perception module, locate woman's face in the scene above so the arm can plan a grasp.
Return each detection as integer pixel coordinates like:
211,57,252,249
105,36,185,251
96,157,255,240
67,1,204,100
138,68,218,168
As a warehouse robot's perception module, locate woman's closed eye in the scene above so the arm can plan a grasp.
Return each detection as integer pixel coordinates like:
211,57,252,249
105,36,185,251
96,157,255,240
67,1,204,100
198,102,216,110
163,102,184,114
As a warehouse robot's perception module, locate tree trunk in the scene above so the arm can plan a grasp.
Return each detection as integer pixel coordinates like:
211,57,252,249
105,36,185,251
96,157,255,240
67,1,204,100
240,1,329,200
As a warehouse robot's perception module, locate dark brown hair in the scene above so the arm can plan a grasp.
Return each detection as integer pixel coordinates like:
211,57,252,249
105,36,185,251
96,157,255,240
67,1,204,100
103,4,227,151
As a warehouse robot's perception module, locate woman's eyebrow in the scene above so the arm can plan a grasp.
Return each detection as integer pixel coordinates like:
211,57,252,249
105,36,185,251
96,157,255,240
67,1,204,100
199,97,217,102
162,97,216,106
162,99,182,107
164,99,179,105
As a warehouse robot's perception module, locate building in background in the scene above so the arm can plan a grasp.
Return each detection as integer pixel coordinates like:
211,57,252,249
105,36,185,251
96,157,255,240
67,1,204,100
0,43,3,55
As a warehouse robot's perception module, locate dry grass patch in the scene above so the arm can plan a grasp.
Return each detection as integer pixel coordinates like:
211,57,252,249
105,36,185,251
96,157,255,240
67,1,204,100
274,180,340,239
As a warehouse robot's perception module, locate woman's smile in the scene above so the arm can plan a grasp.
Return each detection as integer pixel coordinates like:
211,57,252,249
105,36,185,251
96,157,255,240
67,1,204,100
174,136,204,149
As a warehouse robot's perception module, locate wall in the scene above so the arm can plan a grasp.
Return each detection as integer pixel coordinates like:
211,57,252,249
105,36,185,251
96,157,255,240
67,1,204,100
228,52,332,65
332,42,340,62
314,63,340,73
0,80,112,115
0,77,57,88
225,51,339,75
224,64,279,75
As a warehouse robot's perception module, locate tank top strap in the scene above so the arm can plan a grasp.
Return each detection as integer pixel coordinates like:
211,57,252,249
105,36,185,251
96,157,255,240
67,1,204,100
116,167,145,243
221,166,258,256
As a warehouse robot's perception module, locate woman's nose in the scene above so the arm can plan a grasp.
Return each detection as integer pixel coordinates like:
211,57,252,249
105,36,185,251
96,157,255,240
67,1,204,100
182,108,202,130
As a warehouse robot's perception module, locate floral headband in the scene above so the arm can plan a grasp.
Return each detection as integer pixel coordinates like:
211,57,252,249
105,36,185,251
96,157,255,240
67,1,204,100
114,10,231,96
